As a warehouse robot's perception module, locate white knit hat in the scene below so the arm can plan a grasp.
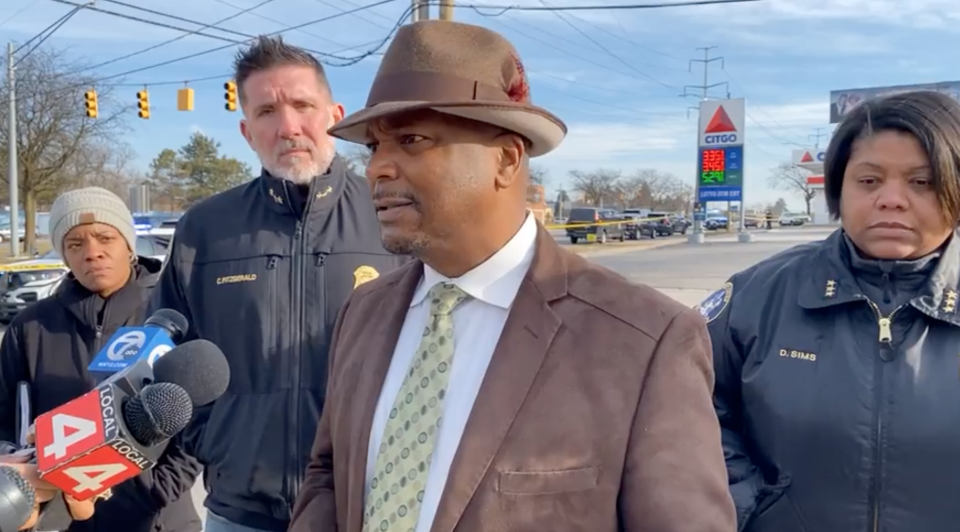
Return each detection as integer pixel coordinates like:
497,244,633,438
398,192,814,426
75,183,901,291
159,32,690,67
48,187,136,257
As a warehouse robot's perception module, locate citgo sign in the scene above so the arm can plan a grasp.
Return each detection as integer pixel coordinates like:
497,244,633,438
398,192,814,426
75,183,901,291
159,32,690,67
705,133,738,145
698,98,745,148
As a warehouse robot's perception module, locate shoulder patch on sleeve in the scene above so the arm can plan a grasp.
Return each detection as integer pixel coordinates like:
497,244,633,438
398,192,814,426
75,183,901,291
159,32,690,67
695,281,733,323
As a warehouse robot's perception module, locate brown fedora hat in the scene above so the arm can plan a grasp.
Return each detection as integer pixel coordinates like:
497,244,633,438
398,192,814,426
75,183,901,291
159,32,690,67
328,20,567,157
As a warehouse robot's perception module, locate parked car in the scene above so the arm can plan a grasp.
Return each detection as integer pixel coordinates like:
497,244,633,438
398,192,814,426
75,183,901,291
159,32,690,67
646,211,691,236
779,212,811,226
565,207,626,244
620,209,658,240
704,216,728,230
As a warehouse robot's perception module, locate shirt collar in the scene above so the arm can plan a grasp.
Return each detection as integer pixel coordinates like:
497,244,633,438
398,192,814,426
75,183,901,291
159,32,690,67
411,214,538,310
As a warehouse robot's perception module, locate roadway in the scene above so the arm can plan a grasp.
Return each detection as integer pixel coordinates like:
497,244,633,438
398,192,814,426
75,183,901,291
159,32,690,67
0,224,837,527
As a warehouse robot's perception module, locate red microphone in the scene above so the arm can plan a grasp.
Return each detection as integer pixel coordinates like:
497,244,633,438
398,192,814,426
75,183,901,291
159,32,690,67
32,359,195,501
34,382,149,500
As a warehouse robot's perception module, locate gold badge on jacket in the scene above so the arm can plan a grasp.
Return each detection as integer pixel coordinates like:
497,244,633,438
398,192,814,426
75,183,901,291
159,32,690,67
353,265,380,288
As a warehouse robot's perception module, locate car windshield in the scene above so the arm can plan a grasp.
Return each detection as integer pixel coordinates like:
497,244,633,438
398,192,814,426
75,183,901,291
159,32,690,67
3,269,64,291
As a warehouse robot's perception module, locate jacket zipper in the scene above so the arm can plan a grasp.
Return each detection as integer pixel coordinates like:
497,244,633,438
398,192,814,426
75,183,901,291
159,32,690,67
290,219,304,509
864,298,905,532
94,325,104,352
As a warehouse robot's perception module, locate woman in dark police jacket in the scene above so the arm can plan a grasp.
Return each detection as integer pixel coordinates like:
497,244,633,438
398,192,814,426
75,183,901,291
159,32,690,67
703,90,960,532
0,187,201,531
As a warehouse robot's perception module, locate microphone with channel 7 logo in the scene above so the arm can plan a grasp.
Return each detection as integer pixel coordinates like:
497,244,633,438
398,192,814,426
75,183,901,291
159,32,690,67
32,340,230,502
87,309,189,381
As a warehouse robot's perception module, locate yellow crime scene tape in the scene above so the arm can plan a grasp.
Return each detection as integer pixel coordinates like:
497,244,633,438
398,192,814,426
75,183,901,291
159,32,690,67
544,215,669,231
0,262,67,273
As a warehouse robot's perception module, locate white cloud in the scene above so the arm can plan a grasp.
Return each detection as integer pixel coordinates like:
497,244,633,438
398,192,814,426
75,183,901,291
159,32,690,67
541,120,690,166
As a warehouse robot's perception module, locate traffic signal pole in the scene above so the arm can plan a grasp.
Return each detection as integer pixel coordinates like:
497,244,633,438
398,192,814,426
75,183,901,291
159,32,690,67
7,42,19,258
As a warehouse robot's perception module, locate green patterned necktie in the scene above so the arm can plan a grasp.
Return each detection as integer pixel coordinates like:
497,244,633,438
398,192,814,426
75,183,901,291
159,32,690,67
363,282,470,532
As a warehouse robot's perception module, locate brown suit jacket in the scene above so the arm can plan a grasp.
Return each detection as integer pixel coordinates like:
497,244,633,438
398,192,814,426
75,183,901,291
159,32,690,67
290,225,736,532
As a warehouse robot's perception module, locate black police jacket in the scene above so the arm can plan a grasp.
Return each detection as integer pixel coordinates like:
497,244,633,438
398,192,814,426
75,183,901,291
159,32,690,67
704,228,960,532
149,157,409,530
0,257,202,532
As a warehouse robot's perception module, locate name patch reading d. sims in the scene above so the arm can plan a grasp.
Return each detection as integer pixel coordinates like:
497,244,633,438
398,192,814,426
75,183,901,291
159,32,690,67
217,274,257,285
779,348,817,362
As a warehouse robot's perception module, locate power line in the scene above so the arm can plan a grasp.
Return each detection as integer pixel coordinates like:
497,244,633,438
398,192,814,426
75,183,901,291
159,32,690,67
0,1,37,29
67,0,277,74
0,0,410,109
13,2,88,64
472,12,681,99
96,0,406,80
48,0,362,62
809,127,828,149
461,0,762,15
532,0,679,93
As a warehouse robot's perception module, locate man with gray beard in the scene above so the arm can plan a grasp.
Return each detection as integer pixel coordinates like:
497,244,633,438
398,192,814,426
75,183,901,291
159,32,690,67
148,36,408,532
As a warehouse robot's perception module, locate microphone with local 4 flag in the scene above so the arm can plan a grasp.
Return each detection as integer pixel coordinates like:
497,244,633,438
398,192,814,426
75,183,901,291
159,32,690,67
87,309,189,381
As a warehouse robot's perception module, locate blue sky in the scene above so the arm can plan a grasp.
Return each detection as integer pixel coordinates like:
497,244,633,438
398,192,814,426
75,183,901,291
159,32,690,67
2,0,959,210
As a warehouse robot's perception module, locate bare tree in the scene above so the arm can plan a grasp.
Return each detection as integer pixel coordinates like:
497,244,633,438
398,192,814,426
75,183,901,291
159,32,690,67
342,145,372,175
529,164,548,187
626,169,694,212
0,46,127,253
569,169,620,207
65,143,138,200
614,176,646,209
768,163,816,215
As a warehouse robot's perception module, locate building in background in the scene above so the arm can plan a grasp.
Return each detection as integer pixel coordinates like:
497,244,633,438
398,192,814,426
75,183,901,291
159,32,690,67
128,183,151,213
791,148,829,224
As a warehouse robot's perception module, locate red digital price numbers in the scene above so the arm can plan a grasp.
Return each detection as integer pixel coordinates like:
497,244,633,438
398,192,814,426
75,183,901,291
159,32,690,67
701,148,726,185
702,149,725,172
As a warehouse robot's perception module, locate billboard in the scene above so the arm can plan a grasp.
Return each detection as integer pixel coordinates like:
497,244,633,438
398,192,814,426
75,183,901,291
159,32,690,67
830,81,960,123
698,98,745,147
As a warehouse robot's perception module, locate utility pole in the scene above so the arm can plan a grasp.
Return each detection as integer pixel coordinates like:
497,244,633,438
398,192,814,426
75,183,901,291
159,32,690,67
7,43,19,258
439,0,454,20
809,127,827,149
411,0,429,22
682,46,728,243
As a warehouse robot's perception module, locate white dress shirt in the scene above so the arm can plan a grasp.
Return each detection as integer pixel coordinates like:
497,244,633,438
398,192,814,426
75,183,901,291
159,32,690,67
364,214,538,532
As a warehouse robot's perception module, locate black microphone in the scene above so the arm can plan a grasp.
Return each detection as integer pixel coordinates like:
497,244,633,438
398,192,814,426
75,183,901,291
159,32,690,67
0,466,35,531
152,339,230,407
143,309,189,345
123,383,194,446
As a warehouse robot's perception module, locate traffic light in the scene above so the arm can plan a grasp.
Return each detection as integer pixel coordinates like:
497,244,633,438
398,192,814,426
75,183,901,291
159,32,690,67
177,87,194,112
84,90,98,118
136,89,150,119
224,81,237,112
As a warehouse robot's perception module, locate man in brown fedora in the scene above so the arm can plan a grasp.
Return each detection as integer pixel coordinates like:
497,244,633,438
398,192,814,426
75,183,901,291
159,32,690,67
289,19,736,532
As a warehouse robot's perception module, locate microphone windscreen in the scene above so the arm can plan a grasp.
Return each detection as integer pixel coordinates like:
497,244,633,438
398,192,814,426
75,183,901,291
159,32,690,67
144,309,189,343
0,465,35,531
124,383,194,446
152,339,230,407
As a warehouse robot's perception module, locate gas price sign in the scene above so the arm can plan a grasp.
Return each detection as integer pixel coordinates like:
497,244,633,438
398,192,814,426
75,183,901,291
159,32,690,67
699,146,743,187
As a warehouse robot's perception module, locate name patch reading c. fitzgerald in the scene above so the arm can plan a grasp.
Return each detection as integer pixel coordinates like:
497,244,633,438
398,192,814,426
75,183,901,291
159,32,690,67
696,282,733,323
